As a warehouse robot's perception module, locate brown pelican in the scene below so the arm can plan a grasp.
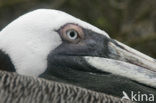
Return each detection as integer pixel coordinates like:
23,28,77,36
0,9,155,100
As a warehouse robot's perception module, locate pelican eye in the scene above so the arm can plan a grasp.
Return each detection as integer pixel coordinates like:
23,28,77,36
66,29,78,40
60,23,84,43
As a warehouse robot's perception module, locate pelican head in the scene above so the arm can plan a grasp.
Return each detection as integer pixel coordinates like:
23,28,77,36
0,9,155,97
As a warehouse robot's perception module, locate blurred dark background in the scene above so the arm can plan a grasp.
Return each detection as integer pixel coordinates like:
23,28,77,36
0,0,156,58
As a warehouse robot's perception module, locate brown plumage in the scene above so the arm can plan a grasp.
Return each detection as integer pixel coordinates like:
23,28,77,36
0,71,132,103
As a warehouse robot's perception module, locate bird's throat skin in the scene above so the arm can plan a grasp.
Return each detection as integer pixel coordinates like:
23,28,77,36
40,55,156,100
40,28,156,102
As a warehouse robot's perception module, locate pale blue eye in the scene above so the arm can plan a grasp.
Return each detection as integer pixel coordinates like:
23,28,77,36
66,29,78,40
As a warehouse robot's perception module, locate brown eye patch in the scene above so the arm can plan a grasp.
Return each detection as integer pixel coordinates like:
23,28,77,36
58,23,84,43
